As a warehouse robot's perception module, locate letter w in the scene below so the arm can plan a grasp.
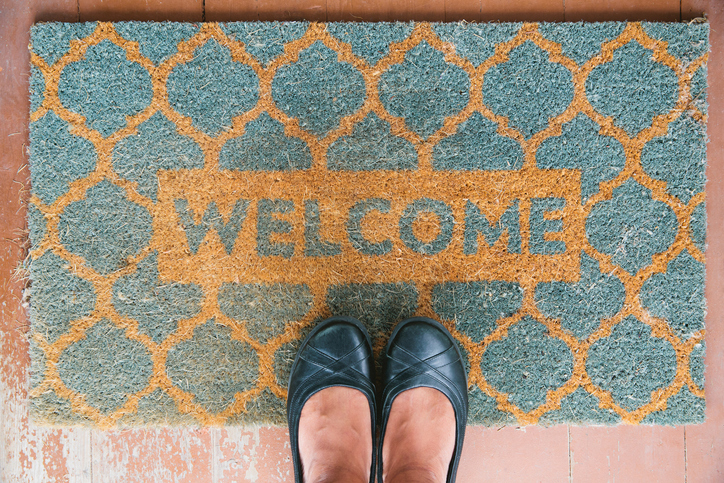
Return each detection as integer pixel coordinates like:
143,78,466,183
174,199,250,255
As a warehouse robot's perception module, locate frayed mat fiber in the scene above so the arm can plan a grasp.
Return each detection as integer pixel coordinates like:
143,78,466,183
27,20,708,428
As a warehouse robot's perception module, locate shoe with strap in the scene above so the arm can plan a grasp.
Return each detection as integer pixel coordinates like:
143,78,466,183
287,316,376,483
378,316,468,483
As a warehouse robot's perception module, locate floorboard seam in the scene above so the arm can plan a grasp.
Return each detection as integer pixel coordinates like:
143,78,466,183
568,426,572,482
211,428,219,483
684,426,688,482
90,431,94,483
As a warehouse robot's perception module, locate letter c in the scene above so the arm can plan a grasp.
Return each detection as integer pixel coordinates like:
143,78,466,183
347,199,392,255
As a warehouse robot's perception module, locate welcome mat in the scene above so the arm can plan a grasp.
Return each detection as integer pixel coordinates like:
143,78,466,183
27,20,708,428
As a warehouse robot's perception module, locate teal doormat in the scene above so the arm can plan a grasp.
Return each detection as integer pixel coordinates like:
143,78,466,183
27,20,708,428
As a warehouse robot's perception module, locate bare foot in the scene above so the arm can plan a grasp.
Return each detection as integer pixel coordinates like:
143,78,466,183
298,386,372,483
382,387,456,483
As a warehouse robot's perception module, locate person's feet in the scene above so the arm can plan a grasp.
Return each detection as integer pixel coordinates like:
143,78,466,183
381,387,456,483
298,386,372,483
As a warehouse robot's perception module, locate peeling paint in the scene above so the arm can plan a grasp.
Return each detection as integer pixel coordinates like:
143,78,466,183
210,426,294,482
245,427,260,482
92,428,211,483
2,324,92,483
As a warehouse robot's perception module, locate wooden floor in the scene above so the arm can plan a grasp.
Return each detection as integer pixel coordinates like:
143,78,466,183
2,0,722,481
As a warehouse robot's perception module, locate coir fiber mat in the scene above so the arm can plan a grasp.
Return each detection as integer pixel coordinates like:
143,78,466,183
26,21,708,428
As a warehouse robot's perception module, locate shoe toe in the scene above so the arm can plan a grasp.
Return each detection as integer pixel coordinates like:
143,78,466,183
383,319,467,399
308,321,372,363
288,319,373,398
391,320,452,355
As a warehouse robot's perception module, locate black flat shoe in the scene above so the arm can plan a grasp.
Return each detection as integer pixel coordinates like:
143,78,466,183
378,316,468,483
287,316,376,483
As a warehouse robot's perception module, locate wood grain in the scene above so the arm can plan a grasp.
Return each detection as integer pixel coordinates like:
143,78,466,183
481,0,564,22
685,2,724,481
565,0,680,21
78,0,203,21
327,0,445,22
682,0,708,20
206,0,326,22
1,0,86,481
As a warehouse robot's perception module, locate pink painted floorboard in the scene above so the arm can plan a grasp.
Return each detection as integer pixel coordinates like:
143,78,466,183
213,427,293,482
685,0,724,482
457,426,570,482
570,426,686,482
92,429,212,483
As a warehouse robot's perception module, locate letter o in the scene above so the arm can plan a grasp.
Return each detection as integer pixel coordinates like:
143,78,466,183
399,198,454,255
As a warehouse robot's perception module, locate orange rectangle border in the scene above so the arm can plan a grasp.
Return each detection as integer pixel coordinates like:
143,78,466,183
154,167,583,286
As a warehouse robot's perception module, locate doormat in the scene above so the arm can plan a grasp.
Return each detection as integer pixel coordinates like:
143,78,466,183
27,20,708,428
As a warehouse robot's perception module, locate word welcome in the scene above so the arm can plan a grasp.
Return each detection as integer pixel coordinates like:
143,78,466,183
173,196,568,258
156,169,581,283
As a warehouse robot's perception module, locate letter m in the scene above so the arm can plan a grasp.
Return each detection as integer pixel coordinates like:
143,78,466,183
463,199,521,255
